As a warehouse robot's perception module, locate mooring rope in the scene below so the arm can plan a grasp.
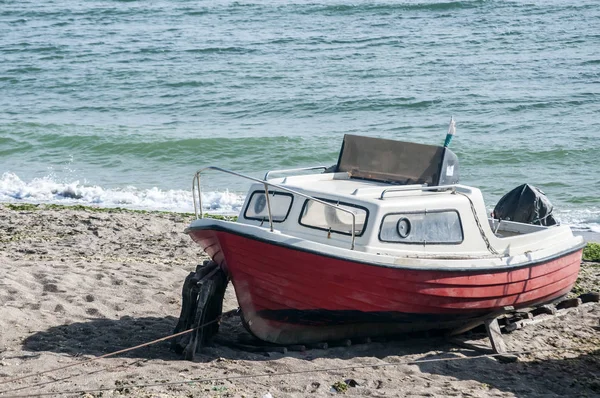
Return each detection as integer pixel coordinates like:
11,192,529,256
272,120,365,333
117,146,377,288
0,318,220,387
454,190,500,255
0,346,597,398
1,358,147,395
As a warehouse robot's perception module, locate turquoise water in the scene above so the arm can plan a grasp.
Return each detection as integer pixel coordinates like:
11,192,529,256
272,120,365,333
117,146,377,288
1,1,599,231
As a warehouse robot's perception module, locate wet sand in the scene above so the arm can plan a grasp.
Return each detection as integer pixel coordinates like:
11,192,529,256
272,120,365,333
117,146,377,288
0,204,598,397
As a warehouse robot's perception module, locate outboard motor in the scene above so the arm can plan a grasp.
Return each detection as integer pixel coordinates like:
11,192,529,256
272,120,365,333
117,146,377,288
493,184,557,226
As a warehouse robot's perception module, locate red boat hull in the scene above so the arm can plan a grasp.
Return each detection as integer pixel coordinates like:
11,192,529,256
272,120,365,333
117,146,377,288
188,228,582,344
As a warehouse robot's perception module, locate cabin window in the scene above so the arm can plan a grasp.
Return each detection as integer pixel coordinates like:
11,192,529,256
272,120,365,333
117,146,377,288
299,199,368,236
244,191,294,223
379,210,463,244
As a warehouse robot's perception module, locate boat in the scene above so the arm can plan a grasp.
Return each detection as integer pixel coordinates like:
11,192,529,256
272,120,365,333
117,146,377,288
180,133,585,348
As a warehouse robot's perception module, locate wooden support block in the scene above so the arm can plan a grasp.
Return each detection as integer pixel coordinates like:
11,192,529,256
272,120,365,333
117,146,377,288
308,342,328,350
579,292,600,303
515,311,534,320
531,305,556,316
449,319,518,363
484,318,507,354
447,337,493,354
448,320,485,337
504,320,525,333
448,306,514,337
505,313,532,329
556,298,582,310
287,345,306,352
353,337,372,344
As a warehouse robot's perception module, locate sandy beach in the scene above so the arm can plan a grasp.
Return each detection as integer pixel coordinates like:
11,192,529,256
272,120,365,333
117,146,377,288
0,204,598,397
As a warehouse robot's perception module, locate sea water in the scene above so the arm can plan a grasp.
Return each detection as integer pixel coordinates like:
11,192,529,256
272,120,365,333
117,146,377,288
1,0,599,233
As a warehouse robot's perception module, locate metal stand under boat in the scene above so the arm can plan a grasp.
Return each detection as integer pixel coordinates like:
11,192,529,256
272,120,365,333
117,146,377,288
171,260,228,360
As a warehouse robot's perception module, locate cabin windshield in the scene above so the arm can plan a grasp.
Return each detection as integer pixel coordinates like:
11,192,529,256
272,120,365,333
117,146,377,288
244,190,294,222
299,199,368,236
337,134,459,186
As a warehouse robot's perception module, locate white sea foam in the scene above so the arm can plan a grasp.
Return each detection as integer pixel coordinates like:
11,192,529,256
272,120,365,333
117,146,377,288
553,207,600,232
0,172,244,214
1,172,599,234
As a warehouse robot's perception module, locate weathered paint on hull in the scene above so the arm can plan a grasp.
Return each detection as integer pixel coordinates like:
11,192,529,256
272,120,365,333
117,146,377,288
187,228,582,344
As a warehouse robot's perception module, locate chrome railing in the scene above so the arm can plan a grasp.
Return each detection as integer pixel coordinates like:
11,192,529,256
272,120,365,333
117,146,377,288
379,184,457,200
263,166,328,181
192,166,357,249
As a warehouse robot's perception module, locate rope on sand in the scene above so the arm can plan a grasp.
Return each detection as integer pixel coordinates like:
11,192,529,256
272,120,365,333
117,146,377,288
0,318,220,387
0,306,240,394
1,359,147,396
0,346,597,398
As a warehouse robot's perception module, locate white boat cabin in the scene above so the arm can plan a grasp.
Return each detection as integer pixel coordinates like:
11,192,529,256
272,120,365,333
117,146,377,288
225,135,577,259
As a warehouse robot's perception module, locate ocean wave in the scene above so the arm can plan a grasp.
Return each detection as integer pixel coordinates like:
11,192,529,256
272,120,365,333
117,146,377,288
463,147,596,167
184,47,256,54
2,172,599,234
3,132,306,160
0,172,244,215
554,207,600,231
298,1,486,15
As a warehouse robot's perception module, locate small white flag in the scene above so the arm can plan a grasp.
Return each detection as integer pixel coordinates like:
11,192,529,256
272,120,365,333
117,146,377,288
444,116,456,147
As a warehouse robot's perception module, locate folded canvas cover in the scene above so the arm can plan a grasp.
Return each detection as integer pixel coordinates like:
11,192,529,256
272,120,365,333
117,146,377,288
336,134,459,186
493,184,557,226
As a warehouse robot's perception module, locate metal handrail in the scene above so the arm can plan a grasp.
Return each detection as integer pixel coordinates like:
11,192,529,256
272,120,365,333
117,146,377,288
263,166,328,181
380,184,457,200
192,166,357,249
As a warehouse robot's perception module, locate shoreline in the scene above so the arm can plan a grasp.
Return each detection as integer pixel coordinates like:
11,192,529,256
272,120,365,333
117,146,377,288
3,201,599,243
0,203,598,397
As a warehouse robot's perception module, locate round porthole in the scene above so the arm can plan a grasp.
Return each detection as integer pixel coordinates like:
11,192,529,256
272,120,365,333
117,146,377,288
254,194,267,214
396,217,411,238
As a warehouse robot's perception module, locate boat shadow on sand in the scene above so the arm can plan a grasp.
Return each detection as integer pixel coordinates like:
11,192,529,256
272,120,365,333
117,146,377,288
21,313,448,361
21,315,600,396
22,315,184,361
20,313,457,361
414,348,600,397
